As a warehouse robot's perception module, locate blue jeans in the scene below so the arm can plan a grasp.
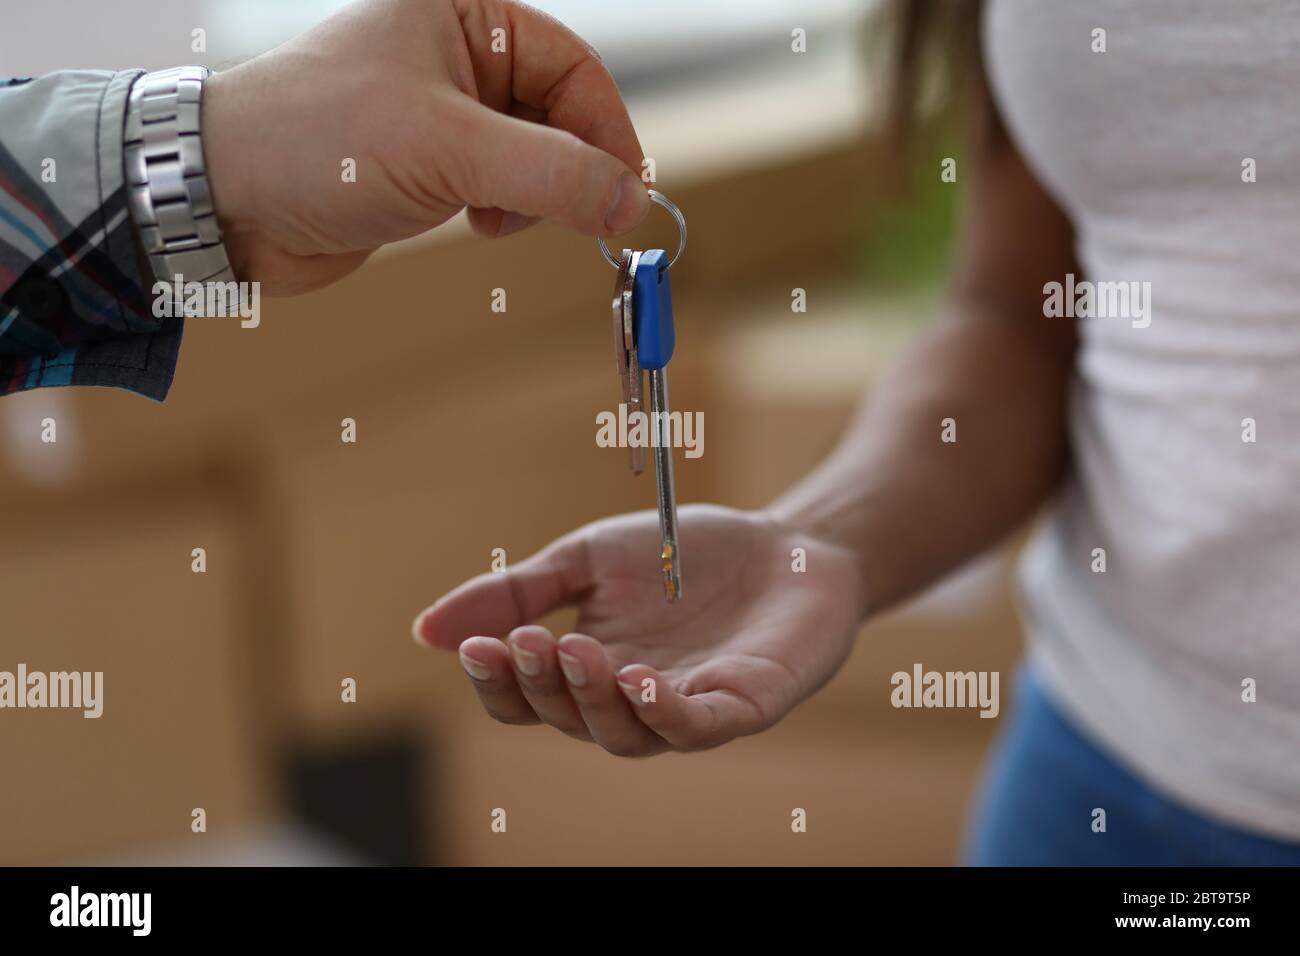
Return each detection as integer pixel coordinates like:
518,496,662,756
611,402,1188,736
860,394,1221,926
964,665,1300,866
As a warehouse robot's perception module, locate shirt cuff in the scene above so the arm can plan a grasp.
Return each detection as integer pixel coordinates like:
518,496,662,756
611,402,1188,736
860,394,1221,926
0,69,184,401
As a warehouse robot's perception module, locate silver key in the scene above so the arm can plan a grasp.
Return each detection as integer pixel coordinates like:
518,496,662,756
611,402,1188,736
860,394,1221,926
648,366,682,602
597,194,690,604
621,251,646,475
611,249,645,475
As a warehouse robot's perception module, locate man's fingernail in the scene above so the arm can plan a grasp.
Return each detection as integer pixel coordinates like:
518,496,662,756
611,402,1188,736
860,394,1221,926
604,172,647,234
511,645,542,677
460,649,492,681
617,674,641,701
411,614,428,647
557,651,588,688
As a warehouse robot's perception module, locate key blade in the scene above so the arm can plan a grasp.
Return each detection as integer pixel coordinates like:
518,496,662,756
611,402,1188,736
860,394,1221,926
648,368,682,602
625,354,645,475
611,250,631,376
622,251,639,354
623,252,646,476
661,541,679,602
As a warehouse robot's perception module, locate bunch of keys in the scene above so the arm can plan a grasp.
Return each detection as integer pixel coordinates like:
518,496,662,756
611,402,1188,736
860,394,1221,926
599,191,687,603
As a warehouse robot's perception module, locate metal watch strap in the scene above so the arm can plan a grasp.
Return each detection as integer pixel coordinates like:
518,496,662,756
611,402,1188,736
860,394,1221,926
124,66,234,296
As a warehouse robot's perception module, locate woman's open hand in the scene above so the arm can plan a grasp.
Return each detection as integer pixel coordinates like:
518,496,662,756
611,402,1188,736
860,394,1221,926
413,505,865,757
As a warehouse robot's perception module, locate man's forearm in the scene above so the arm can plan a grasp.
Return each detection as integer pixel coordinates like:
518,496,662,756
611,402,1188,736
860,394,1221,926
769,299,1075,617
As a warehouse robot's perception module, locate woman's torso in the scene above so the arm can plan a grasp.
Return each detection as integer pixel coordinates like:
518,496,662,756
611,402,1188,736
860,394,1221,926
985,0,1300,839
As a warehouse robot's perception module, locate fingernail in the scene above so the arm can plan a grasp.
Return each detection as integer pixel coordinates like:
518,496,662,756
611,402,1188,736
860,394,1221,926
604,171,647,234
459,649,492,681
557,651,588,688
411,614,428,647
617,675,641,701
511,645,542,677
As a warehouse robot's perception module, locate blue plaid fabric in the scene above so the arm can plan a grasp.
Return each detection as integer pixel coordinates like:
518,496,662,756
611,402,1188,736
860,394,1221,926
0,70,183,400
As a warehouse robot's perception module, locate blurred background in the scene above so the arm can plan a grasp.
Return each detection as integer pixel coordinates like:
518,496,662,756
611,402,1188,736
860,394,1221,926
0,0,1023,865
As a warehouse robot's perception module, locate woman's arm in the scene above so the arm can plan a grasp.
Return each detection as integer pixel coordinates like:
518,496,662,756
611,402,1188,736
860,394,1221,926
772,105,1080,616
416,79,1085,756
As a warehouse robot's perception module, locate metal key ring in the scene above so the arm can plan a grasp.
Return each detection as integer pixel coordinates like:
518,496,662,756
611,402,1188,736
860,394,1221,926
597,189,687,272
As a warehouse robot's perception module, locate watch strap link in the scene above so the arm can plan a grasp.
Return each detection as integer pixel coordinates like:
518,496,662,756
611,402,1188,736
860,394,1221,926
124,66,234,293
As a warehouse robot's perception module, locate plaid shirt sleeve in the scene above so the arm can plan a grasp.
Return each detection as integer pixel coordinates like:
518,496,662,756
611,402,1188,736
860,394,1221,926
0,71,183,401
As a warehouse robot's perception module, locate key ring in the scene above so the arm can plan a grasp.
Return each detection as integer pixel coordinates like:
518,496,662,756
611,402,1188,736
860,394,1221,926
597,189,687,272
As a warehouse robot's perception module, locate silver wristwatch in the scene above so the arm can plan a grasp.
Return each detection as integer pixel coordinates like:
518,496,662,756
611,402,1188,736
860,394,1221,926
124,66,234,300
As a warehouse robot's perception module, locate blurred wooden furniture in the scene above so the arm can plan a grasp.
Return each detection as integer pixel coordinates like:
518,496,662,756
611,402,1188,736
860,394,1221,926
0,62,1025,864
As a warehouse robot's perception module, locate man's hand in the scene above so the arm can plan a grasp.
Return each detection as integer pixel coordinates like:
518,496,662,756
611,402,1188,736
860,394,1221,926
201,0,650,295
412,505,865,757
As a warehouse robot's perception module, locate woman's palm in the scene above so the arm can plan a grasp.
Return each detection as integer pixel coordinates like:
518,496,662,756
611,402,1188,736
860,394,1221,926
417,505,864,753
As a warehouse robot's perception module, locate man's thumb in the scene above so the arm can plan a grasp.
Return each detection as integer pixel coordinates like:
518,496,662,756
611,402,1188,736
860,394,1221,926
450,103,649,237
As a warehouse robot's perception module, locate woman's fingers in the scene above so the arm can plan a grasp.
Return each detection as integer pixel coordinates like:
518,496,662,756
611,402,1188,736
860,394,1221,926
412,528,592,651
451,632,765,755
457,636,539,725
616,664,767,751
505,626,591,740
555,634,669,757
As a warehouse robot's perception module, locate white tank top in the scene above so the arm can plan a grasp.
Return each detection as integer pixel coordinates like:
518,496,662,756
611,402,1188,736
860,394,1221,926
984,0,1300,839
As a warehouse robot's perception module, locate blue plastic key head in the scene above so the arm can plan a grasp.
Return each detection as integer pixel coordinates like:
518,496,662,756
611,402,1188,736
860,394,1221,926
632,249,675,370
